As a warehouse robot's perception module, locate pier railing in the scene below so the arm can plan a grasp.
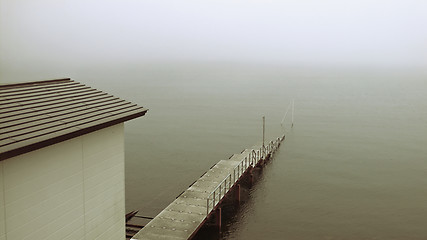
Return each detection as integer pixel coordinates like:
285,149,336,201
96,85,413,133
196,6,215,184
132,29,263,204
206,136,284,215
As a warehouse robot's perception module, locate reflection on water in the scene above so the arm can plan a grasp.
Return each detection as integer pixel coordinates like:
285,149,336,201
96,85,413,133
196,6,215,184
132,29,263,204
100,65,426,240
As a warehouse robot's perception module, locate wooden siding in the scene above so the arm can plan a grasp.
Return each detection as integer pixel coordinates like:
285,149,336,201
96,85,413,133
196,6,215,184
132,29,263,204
0,124,126,240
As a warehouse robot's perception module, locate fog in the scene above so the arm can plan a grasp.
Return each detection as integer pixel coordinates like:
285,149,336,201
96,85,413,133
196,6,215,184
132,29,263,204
1,0,426,82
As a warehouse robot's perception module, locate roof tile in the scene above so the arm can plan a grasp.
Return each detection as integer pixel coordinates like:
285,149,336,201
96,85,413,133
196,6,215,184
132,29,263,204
0,78,148,160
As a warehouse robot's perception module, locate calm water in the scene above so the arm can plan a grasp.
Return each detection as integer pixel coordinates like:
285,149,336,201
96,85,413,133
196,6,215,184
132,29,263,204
89,64,427,239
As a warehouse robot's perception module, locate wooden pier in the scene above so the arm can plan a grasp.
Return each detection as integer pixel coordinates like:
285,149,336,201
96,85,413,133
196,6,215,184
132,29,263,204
131,136,285,240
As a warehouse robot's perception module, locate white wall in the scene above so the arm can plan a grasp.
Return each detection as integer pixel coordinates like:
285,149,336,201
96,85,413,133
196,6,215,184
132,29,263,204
0,123,126,240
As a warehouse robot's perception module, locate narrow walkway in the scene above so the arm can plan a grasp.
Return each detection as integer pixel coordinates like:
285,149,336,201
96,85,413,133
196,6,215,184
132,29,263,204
131,136,284,240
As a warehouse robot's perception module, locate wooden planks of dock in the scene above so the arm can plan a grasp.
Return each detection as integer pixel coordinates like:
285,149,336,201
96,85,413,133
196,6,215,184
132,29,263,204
131,136,284,240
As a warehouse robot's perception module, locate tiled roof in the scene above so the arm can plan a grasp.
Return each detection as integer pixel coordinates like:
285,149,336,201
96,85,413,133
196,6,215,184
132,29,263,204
0,78,148,160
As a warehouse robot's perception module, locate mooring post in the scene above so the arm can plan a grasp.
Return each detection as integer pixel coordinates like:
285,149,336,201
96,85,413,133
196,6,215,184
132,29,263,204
216,207,222,231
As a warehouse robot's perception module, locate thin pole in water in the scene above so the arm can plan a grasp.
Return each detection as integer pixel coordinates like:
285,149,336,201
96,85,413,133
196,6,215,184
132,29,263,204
262,116,265,147
291,99,294,128
281,100,292,127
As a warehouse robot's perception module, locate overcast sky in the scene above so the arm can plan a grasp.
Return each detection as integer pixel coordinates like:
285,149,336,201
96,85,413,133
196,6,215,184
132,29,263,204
1,0,426,81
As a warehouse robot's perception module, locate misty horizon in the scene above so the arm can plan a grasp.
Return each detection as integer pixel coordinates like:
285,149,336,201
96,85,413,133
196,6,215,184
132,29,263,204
1,0,427,83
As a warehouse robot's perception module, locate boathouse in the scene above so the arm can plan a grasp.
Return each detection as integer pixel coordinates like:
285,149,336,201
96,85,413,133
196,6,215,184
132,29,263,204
0,79,148,240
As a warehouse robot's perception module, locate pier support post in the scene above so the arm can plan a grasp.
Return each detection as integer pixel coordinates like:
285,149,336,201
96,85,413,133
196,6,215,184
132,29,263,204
249,167,254,188
216,207,222,231
265,154,270,163
236,184,241,203
259,158,264,168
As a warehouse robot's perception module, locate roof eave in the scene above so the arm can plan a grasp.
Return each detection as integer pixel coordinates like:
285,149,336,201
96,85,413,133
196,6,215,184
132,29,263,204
0,108,148,161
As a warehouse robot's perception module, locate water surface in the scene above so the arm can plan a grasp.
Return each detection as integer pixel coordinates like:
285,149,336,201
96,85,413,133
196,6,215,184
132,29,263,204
97,65,426,239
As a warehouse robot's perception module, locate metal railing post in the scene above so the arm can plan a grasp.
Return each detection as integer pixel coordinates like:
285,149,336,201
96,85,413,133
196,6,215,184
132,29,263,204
237,164,240,177
206,138,286,216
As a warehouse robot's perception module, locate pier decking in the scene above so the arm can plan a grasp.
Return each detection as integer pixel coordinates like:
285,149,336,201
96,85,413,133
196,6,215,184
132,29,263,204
131,136,285,240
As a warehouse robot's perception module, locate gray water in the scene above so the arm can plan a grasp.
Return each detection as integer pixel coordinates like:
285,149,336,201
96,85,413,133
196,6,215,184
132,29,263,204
85,64,427,239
